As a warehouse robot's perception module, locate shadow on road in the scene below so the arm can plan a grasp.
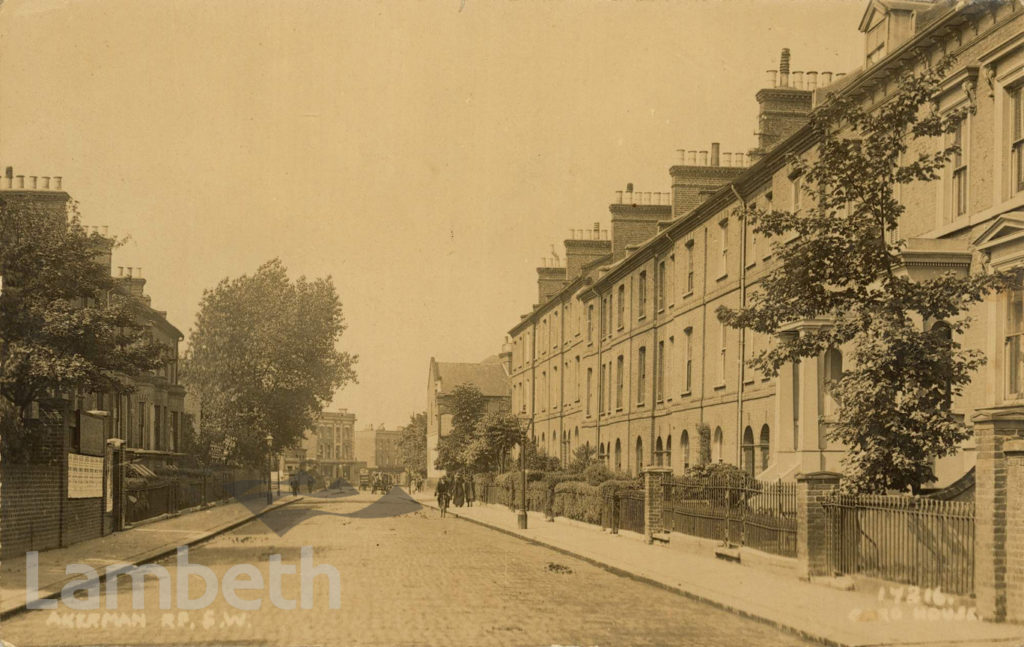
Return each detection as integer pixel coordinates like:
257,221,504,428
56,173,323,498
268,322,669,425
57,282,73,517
251,485,424,536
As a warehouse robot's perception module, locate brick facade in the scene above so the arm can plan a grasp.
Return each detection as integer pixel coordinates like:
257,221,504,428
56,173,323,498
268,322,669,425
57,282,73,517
642,466,672,542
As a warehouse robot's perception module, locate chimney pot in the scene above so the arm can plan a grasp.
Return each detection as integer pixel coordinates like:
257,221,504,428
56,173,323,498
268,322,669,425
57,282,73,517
792,71,804,89
616,190,623,203
41,177,50,189
722,152,732,167
711,143,720,167
835,72,845,80
821,71,833,86
118,267,124,276
29,176,37,189
699,150,708,166
16,175,24,189
806,71,818,90
126,267,133,278
4,167,11,179
687,151,697,165
626,182,634,193
54,177,62,189
593,222,600,235
779,48,791,75
766,70,778,87
677,149,686,164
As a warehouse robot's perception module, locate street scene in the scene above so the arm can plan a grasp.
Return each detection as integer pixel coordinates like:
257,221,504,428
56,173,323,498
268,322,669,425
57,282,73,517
3,0,1024,646
0,489,817,646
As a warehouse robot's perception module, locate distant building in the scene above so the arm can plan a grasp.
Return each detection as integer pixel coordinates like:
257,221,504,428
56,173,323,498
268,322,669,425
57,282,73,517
282,410,359,483
426,357,511,480
375,428,402,473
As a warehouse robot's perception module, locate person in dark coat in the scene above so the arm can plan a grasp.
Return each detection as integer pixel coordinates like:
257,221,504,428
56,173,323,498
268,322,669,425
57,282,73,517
436,475,450,517
465,474,475,507
452,473,465,508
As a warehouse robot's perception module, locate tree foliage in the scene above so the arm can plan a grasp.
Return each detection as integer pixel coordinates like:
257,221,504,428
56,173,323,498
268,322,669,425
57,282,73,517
184,259,357,466
718,57,1016,493
398,411,427,477
0,197,165,451
434,383,520,474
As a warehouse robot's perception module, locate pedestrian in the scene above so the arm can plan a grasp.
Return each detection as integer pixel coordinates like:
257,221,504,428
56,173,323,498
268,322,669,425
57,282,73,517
289,475,298,497
436,474,450,518
465,473,475,507
452,473,465,508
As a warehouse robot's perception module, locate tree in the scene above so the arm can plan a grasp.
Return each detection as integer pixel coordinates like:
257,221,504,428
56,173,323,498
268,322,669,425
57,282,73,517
567,443,599,473
184,259,357,467
0,197,165,454
434,383,486,474
718,57,1016,493
398,412,427,477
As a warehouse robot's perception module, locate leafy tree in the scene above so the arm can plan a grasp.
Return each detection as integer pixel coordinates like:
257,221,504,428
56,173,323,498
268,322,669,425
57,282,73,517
718,57,1016,493
0,197,165,454
474,411,521,472
184,259,357,467
434,383,487,473
398,412,427,477
567,443,599,473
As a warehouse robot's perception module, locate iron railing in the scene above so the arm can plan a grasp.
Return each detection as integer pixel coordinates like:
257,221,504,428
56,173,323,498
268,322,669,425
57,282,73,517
125,470,264,524
603,489,644,534
823,493,975,596
663,475,797,557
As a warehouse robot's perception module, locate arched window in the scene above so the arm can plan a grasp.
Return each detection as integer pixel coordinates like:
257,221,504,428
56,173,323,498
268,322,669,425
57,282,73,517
823,348,843,418
666,435,673,468
741,426,755,477
933,321,953,411
636,436,644,474
614,439,622,471
681,430,690,471
759,424,771,472
655,436,664,466
713,427,723,463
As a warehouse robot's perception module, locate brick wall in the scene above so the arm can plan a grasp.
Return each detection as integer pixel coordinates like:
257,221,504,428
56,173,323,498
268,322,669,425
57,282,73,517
1,409,107,559
1,463,63,558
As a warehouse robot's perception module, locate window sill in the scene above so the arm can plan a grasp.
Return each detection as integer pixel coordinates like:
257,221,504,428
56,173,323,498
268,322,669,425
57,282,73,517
681,391,692,398
682,291,694,299
716,273,728,282
615,408,623,413
638,316,647,323
637,403,645,408
744,379,756,386
713,383,727,391
745,261,756,269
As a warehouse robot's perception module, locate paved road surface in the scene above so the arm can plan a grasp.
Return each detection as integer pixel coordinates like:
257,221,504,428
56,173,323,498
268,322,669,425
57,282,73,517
0,487,816,646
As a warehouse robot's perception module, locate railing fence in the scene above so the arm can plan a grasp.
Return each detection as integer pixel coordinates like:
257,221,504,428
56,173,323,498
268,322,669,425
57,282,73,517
663,475,797,558
823,493,975,596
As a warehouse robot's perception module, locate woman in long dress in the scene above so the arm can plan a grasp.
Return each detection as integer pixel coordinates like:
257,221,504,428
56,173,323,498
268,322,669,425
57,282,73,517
452,474,465,507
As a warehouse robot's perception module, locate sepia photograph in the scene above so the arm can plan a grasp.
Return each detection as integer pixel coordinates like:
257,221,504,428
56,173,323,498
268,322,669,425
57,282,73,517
1,0,1023,645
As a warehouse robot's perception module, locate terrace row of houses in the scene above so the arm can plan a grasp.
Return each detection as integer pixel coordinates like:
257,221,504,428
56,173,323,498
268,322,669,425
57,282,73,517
1,175,189,461
505,0,1024,489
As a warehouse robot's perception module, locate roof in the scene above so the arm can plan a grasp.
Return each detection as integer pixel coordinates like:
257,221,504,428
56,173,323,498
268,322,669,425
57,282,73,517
430,359,510,398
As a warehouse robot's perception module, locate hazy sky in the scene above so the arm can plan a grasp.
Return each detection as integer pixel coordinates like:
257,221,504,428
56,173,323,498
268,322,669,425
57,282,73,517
1,0,865,429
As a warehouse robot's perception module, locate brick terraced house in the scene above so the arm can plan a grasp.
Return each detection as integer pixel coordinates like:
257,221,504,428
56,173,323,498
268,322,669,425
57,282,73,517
508,0,1024,489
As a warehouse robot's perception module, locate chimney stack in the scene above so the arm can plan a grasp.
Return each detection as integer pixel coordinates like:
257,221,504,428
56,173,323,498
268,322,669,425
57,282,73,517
750,47,813,162
710,143,720,167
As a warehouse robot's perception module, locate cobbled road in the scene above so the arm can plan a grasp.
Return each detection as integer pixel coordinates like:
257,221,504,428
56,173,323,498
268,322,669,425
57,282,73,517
0,487,816,646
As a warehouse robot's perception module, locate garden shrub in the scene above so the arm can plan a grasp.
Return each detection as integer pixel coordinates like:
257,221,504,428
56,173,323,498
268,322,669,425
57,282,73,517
552,481,602,524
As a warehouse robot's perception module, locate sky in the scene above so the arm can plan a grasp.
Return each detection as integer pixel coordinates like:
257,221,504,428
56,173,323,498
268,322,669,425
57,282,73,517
0,0,866,429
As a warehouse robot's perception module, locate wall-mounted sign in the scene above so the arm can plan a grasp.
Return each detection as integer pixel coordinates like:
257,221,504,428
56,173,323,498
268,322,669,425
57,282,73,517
79,410,107,457
68,453,104,499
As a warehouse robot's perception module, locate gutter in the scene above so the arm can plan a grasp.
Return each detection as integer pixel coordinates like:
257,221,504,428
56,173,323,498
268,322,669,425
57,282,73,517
730,184,748,469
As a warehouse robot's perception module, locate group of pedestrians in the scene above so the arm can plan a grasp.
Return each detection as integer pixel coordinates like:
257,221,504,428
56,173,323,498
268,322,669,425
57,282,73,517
434,472,475,518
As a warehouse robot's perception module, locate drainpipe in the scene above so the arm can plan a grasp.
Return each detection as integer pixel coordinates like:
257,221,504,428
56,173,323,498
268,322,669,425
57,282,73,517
730,184,748,471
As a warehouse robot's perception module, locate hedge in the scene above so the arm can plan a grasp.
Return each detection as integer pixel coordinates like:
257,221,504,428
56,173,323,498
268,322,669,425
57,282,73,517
552,481,602,524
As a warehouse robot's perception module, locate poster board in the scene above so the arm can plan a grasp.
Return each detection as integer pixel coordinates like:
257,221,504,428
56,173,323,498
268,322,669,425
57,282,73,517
68,453,104,499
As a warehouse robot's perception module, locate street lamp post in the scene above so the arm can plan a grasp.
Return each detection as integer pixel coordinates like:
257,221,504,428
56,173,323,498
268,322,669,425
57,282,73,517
266,433,274,505
517,417,532,530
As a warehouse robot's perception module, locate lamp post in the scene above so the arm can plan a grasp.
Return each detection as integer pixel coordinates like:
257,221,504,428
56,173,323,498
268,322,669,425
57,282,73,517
517,417,532,530
265,433,274,505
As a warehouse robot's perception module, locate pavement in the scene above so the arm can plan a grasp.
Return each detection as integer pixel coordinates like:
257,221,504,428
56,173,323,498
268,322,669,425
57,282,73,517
0,490,302,620
413,492,1024,647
